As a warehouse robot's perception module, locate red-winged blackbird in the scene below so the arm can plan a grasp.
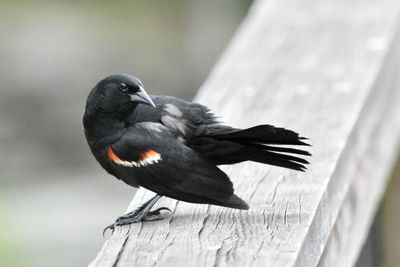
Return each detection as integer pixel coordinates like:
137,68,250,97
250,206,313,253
83,74,310,233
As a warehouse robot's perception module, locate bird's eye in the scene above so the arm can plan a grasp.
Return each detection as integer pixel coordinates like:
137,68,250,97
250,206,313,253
119,83,129,93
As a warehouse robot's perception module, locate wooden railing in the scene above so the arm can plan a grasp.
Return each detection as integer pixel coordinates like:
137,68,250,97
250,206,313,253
90,0,400,266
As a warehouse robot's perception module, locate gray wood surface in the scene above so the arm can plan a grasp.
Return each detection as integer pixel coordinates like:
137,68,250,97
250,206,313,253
317,28,400,267
90,0,400,266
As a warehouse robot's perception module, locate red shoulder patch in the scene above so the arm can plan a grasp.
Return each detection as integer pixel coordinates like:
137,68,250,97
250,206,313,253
139,149,161,161
107,146,162,167
107,146,122,162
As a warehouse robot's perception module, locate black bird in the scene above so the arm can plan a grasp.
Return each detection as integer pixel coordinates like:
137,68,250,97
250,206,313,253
83,74,310,233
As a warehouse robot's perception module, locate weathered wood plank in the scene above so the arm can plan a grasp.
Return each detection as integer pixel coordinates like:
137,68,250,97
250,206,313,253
90,0,400,266
317,28,400,267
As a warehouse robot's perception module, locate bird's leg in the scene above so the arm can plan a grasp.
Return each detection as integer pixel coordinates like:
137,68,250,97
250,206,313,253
103,194,172,235
115,196,157,221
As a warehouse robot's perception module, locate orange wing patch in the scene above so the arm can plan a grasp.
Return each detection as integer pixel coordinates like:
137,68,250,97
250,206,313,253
139,149,161,161
107,146,162,167
107,146,122,163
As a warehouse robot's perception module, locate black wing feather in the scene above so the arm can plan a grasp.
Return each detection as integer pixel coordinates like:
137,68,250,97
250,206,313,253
109,126,248,209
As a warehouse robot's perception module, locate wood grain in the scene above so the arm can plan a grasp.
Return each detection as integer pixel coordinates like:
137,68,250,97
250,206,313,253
90,0,400,266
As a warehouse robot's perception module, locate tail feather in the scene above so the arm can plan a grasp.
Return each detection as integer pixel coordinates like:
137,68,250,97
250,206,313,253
249,143,311,156
199,124,311,171
258,149,310,165
245,148,308,171
212,125,310,146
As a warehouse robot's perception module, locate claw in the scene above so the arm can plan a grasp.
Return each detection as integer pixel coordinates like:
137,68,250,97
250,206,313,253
151,207,172,215
103,224,115,237
101,196,170,237
144,207,173,221
102,207,172,237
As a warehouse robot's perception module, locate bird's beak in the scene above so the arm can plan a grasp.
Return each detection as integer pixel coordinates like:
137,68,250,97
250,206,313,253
130,86,156,108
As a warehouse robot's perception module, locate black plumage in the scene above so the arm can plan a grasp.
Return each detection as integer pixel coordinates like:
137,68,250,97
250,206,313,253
82,74,310,232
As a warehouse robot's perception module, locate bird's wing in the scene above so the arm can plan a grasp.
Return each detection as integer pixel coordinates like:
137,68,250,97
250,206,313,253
107,124,247,209
136,97,309,172
148,96,234,139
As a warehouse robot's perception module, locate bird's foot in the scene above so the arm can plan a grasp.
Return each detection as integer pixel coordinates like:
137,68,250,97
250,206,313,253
103,207,172,236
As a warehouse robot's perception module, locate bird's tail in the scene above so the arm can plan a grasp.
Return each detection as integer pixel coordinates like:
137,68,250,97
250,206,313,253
195,125,311,171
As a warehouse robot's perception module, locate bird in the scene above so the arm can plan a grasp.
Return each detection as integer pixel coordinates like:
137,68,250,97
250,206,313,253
82,74,310,234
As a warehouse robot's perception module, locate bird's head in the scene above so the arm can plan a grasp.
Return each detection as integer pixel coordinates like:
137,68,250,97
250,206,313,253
86,74,156,117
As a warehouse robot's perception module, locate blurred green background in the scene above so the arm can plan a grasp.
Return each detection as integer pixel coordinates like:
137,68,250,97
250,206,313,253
0,1,251,266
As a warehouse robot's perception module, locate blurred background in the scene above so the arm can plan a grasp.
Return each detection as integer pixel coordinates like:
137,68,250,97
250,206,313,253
1,1,399,267
0,1,251,266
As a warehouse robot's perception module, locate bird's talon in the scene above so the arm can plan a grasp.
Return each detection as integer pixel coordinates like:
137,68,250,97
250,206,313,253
103,224,115,237
100,196,169,236
152,207,172,215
